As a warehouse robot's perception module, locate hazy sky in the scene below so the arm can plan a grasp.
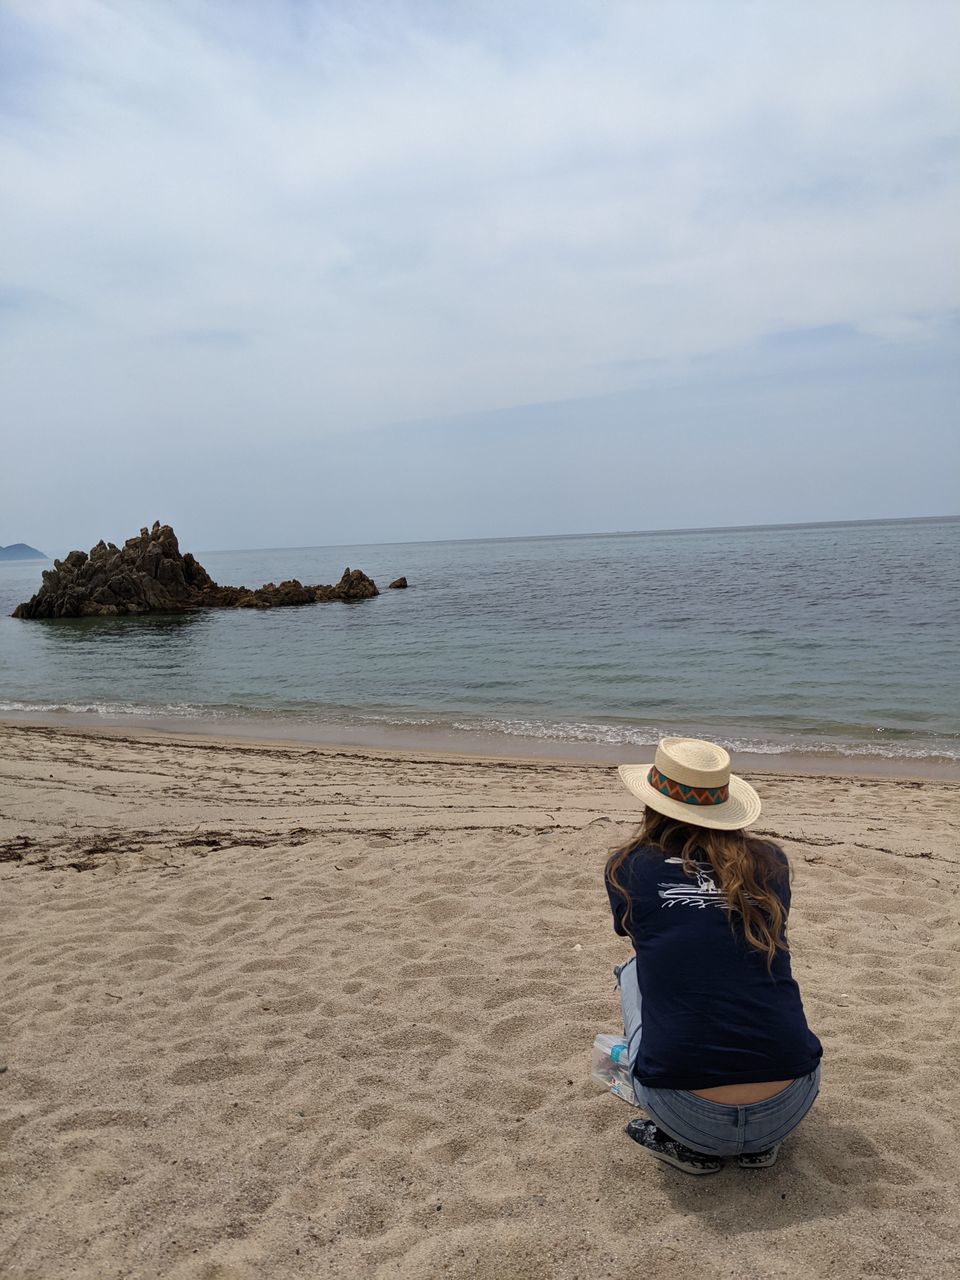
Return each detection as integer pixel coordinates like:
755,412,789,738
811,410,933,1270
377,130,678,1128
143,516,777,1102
2,0,958,553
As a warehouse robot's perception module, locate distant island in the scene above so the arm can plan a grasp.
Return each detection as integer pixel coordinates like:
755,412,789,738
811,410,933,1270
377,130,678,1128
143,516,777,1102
0,543,48,561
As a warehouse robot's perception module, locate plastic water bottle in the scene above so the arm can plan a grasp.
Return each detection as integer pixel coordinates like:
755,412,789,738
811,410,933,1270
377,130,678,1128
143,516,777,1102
591,1033,639,1106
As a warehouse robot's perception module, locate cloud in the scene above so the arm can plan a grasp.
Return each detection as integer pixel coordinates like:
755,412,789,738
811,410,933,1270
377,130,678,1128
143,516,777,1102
154,327,252,349
0,0,957,545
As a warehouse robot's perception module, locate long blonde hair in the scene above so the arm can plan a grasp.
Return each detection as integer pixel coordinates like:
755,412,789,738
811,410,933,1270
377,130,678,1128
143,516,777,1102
606,807,790,965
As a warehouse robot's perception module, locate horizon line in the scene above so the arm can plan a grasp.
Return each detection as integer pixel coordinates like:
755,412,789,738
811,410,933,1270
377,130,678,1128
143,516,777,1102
194,512,960,556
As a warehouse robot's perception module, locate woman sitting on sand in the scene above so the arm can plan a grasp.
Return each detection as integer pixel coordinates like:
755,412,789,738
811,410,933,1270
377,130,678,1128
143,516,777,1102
605,737,822,1175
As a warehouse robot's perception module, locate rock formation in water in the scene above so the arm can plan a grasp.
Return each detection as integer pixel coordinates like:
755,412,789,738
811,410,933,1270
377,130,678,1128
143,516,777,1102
388,576,408,589
0,543,47,561
12,522,380,619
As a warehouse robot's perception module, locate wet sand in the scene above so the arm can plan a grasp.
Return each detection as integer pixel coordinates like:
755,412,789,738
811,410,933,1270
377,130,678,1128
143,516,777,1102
2,707,959,779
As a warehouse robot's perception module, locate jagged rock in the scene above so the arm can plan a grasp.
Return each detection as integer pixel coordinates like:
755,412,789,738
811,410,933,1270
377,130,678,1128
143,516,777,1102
331,568,380,601
388,577,408,589
12,521,380,619
236,580,318,609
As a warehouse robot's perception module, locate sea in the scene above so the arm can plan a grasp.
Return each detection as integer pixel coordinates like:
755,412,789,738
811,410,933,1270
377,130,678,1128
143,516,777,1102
1,517,958,771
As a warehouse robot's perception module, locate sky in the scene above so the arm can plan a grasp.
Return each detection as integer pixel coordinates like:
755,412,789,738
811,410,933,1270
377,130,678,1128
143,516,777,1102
1,0,958,554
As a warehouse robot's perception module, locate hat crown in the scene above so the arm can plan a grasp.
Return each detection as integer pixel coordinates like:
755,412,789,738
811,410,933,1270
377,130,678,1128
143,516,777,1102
654,737,731,789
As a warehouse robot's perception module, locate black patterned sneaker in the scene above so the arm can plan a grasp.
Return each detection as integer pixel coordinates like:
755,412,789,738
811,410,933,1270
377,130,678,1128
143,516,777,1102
625,1119,722,1175
737,1143,781,1169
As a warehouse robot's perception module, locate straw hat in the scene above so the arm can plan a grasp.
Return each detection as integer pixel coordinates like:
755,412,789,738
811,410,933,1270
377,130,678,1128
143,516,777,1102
618,737,761,830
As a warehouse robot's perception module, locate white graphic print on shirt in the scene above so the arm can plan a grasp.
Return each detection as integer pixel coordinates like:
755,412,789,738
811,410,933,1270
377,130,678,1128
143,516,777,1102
657,857,729,909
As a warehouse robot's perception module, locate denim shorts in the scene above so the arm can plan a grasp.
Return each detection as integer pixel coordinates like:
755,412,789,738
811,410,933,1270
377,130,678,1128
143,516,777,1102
615,955,821,1157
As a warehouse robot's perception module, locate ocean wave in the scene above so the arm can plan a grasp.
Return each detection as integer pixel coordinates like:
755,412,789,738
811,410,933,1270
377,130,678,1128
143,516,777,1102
0,699,228,719
2,700,957,762
447,716,960,761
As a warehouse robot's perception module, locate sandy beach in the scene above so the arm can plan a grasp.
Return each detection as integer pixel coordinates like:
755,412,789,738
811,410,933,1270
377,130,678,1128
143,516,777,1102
2,721,958,1280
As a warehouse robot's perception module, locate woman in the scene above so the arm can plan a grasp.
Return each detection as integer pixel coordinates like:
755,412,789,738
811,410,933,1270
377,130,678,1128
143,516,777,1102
605,737,822,1175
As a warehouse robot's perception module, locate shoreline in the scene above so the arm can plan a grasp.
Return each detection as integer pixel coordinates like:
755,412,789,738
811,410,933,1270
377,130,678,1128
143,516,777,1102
2,710,958,780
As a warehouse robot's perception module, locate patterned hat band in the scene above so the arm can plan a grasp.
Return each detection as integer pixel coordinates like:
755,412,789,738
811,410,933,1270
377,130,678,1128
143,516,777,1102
648,764,729,807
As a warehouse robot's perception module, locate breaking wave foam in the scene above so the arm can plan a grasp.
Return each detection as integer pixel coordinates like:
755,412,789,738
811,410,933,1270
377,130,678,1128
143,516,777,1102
2,700,957,762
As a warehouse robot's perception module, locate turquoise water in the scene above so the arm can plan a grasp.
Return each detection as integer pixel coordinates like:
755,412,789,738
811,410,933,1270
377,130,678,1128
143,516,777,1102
1,517,958,761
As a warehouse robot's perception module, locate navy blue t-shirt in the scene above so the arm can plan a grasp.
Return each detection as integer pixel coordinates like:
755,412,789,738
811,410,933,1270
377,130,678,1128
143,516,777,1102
605,843,822,1089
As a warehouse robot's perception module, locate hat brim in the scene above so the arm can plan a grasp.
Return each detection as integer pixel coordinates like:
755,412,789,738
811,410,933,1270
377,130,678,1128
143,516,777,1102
617,763,761,830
